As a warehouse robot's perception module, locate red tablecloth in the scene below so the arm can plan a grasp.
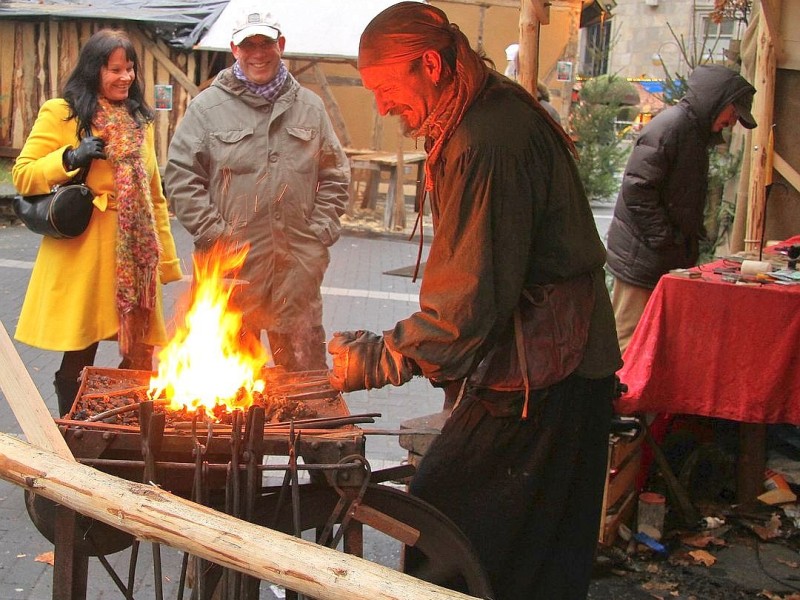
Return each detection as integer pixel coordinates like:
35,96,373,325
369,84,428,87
615,240,800,424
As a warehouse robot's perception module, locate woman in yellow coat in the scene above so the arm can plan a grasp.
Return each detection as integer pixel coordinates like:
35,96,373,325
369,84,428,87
12,29,183,416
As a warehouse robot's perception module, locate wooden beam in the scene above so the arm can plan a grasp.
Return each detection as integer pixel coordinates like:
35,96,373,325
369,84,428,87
296,73,363,88
0,320,74,460
436,0,520,8
518,0,543,96
48,21,58,99
759,0,784,64
313,64,352,147
531,0,551,23
0,433,481,600
774,152,800,194
133,28,200,98
371,97,383,150
744,14,776,254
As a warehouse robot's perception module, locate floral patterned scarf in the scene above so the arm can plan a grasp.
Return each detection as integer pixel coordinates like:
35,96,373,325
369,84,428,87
94,99,160,357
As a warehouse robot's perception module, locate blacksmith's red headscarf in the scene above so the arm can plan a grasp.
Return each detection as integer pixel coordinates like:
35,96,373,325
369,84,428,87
359,2,489,191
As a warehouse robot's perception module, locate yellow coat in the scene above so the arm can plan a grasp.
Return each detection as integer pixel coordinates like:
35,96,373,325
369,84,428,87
12,99,183,351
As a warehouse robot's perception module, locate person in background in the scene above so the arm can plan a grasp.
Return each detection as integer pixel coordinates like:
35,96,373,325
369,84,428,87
327,3,621,599
166,7,349,372
537,80,562,124
606,64,756,353
12,29,183,417
503,42,519,80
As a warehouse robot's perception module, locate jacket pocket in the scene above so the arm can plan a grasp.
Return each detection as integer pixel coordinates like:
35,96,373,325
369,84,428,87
210,128,256,174
284,127,318,174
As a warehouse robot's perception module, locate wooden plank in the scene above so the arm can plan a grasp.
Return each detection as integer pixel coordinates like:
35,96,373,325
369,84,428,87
12,23,36,149
36,22,46,109
48,21,58,99
392,127,406,230
0,320,74,460
370,98,383,150
61,22,79,94
437,0,519,7
745,15,776,254
296,73,363,88
759,0,784,64
356,152,427,166
133,27,200,98
0,432,481,600
0,146,20,158
0,22,14,143
738,423,767,503
518,0,542,96
313,63,352,147
774,152,800,193
182,51,194,114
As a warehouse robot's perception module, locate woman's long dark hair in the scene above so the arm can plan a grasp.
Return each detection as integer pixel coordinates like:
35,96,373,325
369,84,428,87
62,29,154,141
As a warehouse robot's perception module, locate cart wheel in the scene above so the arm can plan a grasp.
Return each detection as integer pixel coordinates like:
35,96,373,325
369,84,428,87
255,483,494,598
24,490,134,556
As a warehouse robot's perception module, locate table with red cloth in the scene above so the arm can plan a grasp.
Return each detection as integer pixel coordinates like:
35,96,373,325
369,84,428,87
614,235,800,500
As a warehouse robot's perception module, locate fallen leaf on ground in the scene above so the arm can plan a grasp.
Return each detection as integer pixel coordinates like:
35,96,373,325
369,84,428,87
775,557,800,568
35,551,54,565
682,533,726,548
688,549,716,566
641,579,678,592
753,514,783,541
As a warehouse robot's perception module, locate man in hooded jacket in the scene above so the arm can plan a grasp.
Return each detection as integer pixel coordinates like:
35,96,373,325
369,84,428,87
165,7,350,371
606,64,756,353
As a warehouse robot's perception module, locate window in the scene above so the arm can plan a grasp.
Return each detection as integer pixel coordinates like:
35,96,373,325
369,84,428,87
582,19,612,77
697,13,740,62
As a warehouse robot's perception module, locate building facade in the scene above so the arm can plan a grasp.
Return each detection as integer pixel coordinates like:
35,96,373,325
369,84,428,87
583,0,748,81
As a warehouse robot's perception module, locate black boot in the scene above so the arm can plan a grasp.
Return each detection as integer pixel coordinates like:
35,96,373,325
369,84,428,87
53,370,80,418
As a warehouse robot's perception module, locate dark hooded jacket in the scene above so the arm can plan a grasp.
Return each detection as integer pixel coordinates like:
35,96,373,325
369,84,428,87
606,65,755,288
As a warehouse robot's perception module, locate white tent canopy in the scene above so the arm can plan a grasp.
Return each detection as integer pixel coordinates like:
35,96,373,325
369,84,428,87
195,0,423,60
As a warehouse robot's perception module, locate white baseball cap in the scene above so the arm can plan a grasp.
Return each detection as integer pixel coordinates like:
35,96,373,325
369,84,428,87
232,9,282,45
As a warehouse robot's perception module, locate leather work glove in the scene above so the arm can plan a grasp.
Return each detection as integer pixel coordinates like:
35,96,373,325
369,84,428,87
328,330,417,392
64,135,106,170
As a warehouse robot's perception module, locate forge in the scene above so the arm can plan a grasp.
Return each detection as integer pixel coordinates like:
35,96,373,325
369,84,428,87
17,244,492,599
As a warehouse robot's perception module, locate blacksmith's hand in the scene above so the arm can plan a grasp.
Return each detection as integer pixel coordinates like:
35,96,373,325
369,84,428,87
64,135,106,170
327,330,416,392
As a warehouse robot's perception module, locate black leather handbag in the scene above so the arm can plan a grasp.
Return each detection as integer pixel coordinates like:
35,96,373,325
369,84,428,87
12,165,94,239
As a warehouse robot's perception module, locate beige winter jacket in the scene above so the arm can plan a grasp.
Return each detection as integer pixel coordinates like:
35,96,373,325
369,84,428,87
165,68,350,332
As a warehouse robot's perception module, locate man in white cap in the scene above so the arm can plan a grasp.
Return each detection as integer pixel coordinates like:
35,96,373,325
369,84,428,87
166,6,350,371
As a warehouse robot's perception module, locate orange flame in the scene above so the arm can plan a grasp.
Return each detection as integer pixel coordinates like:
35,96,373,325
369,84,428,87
149,243,268,416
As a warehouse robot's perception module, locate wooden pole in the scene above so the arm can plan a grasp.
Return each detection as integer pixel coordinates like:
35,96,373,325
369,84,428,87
393,124,406,231
0,320,73,460
744,13,776,254
518,0,549,96
0,434,480,600
314,63,353,147
132,27,200,97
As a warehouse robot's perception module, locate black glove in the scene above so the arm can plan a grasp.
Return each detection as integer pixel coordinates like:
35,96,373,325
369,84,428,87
327,330,416,392
64,135,106,170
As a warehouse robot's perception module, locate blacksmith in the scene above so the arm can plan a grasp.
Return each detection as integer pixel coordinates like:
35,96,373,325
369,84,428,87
327,2,621,599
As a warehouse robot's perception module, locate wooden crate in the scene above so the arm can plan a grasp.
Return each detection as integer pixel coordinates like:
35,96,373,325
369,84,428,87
599,435,643,545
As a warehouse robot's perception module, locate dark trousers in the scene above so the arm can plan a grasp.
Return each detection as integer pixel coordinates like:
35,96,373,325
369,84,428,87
408,374,614,600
